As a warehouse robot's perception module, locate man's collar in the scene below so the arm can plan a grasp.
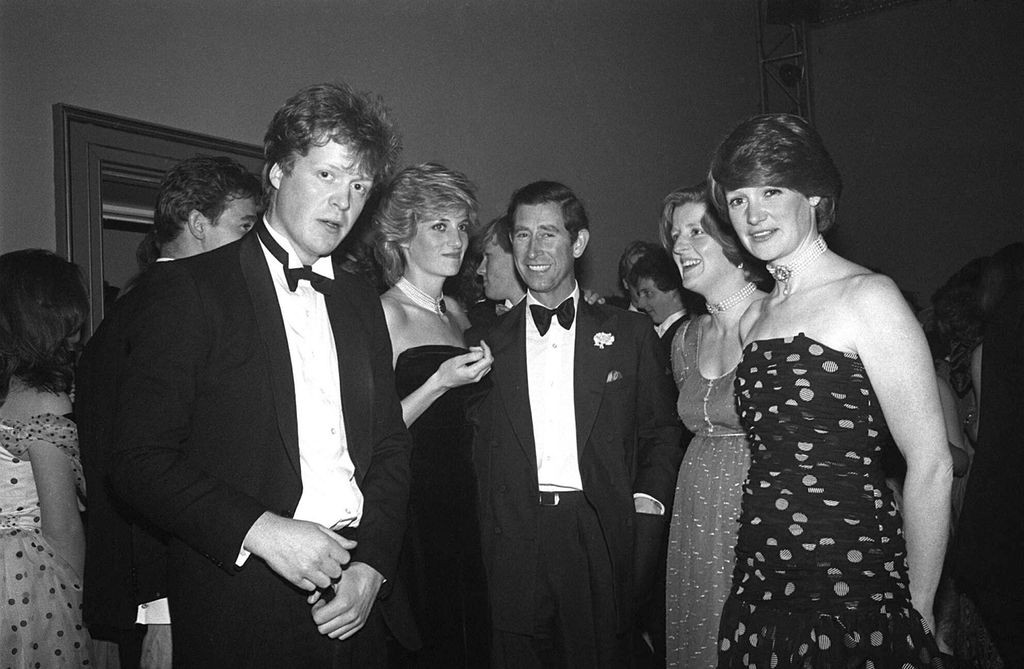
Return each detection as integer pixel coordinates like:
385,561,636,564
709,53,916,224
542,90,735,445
526,282,579,309
505,293,527,309
655,309,687,337
262,216,335,279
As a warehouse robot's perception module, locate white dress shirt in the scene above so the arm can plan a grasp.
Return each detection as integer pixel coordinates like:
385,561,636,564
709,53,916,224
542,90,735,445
526,285,583,492
654,309,687,338
260,222,363,530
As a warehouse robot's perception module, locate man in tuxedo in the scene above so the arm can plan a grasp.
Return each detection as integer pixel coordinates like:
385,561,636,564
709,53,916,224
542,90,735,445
626,247,691,359
78,155,260,669
468,181,682,668
468,214,527,329
107,82,411,668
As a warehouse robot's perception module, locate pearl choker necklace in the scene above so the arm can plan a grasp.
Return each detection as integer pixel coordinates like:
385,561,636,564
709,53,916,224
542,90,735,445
767,235,827,294
396,277,446,315
706,281,757,315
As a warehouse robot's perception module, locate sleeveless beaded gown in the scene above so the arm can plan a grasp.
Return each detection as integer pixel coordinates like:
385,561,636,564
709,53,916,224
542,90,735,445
665,319,751,668
718,334,943,668
394,345,491,668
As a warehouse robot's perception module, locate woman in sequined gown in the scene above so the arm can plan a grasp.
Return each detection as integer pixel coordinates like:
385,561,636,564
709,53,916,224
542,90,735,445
1,250,92,668
660,183,767,668
373,164,494,668
707,114,951,668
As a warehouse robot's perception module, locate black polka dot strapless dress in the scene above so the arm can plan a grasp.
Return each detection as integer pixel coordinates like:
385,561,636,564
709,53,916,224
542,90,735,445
718,334,944,669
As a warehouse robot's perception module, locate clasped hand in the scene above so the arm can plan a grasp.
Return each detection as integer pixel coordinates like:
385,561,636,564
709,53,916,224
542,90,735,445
307,562,384,640
243,512,355,591
437,340,493,389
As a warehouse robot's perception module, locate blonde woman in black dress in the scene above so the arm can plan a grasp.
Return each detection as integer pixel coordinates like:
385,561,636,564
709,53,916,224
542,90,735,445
373,163,493,668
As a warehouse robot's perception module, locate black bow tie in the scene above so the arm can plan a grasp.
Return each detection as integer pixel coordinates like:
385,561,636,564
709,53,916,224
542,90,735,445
530,297,575,336
256,223,334,295
284,266,333,294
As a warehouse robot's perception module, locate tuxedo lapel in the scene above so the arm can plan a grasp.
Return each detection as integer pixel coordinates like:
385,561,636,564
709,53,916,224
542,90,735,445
324,275,372,476
239,233,301,476
574,301,614,457
489,302,536,463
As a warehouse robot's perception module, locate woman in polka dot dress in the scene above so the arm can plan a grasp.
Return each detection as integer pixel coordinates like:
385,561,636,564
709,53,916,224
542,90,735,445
706,115,951,668
1,250,92,667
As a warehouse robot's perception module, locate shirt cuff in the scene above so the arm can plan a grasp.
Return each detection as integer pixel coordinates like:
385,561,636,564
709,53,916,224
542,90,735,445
235,545,251,568
136,597,171,624
633,493,665,515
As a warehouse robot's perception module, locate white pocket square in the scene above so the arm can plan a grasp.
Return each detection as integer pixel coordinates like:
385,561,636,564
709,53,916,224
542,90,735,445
606,370,622,383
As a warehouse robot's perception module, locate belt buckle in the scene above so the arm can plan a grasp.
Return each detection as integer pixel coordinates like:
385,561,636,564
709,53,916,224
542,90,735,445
538,491,560,506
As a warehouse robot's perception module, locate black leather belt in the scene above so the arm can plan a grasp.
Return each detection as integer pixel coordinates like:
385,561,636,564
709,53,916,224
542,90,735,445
538,490,584,506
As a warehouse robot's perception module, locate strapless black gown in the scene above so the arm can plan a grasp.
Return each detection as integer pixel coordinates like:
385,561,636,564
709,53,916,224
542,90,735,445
394,345,491,669
718,334,943,668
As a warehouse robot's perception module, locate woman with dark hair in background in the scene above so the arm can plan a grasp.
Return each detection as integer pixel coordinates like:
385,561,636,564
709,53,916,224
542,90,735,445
0,249,92,667
372,163,493,668
709,114,950,668
660,183,767,668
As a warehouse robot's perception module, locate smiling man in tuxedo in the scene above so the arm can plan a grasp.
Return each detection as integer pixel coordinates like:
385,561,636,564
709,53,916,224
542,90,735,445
467,181,682,668
107,82,411,668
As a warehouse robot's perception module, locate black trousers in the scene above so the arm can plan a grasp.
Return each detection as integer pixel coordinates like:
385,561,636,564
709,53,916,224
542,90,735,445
493,492,630,669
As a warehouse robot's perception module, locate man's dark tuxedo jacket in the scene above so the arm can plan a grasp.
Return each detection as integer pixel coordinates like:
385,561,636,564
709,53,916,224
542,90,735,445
467,298,683,635
659,315,687,362
105,232,413,663
78,263,173,636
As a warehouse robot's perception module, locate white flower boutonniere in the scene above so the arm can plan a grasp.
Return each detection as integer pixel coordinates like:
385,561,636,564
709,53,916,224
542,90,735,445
593,332,615,349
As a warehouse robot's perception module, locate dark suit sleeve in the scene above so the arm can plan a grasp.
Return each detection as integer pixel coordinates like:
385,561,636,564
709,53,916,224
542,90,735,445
630,319,685,613
344,284,412,585
632,320,685,505
78,297,169,628
107,262,267,571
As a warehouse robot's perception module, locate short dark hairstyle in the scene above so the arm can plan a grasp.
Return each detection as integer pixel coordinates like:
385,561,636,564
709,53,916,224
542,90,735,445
146,155,261,262
372,162,478,287
709,113,842,233
626,246,683,294
472,214,512,255
263,82,402,197
616,240,661,292
506,181,589,241
0,250,88,396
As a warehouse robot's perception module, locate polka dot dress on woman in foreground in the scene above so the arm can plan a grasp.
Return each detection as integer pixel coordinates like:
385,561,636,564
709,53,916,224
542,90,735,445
718,335,943,668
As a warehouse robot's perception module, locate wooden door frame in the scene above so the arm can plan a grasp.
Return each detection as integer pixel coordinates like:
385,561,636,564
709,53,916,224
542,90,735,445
53,104,263,334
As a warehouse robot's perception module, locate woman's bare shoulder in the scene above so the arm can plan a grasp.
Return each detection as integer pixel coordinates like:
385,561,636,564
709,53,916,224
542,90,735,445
380,290,410,326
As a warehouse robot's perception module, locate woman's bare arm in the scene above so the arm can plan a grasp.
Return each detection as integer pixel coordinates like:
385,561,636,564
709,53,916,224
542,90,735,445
30,439,86,578
851,275,952,630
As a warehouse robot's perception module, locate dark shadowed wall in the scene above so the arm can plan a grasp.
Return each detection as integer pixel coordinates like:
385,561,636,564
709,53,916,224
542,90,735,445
1,0,1020,300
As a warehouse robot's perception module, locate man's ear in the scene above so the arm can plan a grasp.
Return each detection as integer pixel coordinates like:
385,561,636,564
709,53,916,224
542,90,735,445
572,228,590,259
186,210,209,240
269,162,284,190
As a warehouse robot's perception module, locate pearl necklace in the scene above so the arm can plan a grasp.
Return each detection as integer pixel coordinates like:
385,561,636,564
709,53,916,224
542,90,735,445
396,277,446,315
767,235,827,295
706,281,757,315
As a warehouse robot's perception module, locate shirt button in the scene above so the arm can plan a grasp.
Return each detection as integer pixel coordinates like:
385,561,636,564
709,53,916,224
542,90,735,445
330,428,337,435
